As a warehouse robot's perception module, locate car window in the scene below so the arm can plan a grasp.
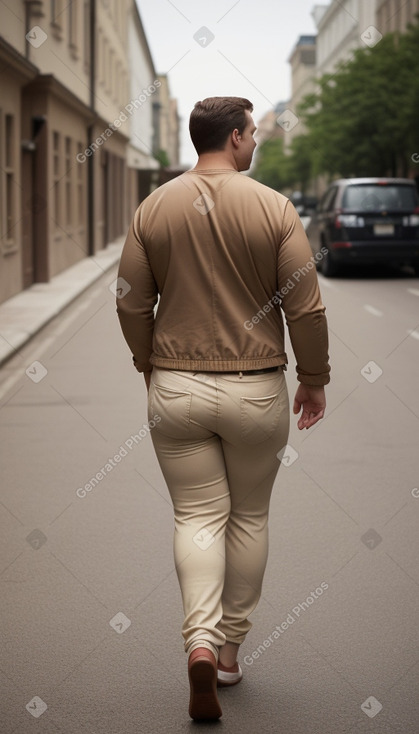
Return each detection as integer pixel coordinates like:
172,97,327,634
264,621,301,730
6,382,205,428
320,186,338,212
342,184,417,211
318,191,329,211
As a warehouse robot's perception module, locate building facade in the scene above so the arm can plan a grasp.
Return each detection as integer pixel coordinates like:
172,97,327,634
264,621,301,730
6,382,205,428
376,0,419,33
285,35,316,150
314,0,419,77
0,0,180,306
314,0,377,76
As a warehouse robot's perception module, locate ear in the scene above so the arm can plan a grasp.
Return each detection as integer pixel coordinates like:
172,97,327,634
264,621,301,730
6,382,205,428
231,128,241,149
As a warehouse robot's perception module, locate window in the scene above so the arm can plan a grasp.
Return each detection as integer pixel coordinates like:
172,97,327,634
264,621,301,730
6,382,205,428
109,49,114,96
65,137,72,227
2,113,16,251
320,187,337,212
115,61,120,102
5,114,13,169
342,184,417,212
77,142,85,226
104,39,109,92
122,70,127,108
406,0,412,23
69,2,78,55
50,0,64,38
389,0,397,31
83,0,91,72
53,131,61,227
96,29,102,83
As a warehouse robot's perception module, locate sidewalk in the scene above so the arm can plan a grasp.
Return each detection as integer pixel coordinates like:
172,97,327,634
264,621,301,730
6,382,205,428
0,238,124,367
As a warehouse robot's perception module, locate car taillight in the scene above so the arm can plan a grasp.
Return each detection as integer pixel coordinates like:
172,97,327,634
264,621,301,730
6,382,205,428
330,242,352,249
403,206,419,225
334,208,342,228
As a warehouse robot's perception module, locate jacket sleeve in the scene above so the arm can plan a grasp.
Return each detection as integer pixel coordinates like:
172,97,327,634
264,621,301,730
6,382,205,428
277,200,331,386
116,207,158,373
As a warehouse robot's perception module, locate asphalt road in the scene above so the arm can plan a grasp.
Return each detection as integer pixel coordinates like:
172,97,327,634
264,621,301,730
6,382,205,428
1,260,419,734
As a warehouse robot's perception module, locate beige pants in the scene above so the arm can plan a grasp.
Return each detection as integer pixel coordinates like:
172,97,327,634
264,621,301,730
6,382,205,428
148,367,290,658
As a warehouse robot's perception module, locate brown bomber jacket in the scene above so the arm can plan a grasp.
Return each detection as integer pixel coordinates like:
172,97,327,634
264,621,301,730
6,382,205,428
116,169,331,386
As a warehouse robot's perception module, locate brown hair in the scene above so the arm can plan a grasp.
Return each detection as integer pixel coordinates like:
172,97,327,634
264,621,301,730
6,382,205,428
189,96,253,155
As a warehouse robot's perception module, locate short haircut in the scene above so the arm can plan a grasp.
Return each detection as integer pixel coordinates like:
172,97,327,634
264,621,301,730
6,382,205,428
189,96,254,155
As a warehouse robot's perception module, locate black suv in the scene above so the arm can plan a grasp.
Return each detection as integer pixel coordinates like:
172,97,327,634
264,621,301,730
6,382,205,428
306,177,419,276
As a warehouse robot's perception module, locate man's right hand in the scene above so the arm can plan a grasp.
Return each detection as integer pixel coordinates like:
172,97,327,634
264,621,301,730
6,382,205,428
143,370,152,393
293,384,326,430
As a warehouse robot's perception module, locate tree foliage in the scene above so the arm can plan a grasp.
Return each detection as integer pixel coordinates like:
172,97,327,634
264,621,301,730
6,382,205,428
251,138,291,191
154,149,170,168
251,134,314,193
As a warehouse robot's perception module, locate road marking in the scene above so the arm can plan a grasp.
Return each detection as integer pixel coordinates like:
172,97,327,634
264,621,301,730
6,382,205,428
409,330,419,340
364,304,383,317
407,288,419,297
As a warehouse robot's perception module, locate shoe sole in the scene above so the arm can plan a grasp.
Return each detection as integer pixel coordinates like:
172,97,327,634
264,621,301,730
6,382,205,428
217,663,243,687
189,658,222,720
217,674,243,687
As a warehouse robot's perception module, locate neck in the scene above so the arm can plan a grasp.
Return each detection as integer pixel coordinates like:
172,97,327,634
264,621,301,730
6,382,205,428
193,150,238,171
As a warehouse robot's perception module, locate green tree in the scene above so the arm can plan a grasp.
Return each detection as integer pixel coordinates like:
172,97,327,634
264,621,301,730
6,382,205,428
251,138,291,191
154,149,170,168
286,134,314,193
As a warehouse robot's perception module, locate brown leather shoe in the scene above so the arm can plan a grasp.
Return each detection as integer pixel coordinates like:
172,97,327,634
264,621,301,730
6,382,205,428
188,648,222,720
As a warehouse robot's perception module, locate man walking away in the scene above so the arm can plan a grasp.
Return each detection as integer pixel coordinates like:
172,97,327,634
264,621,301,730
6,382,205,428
116,96,330,721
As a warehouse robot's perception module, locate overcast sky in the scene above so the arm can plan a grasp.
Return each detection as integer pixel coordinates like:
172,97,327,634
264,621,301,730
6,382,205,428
136,0,319,167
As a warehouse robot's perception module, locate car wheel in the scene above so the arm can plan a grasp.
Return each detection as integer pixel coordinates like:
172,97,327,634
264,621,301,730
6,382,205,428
320,246,339,277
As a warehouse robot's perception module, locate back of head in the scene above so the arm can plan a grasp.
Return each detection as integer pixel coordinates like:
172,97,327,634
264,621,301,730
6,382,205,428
189,96,253,155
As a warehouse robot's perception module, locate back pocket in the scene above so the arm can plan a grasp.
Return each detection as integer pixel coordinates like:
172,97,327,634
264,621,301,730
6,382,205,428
240,393,284,444
150,383,191,439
